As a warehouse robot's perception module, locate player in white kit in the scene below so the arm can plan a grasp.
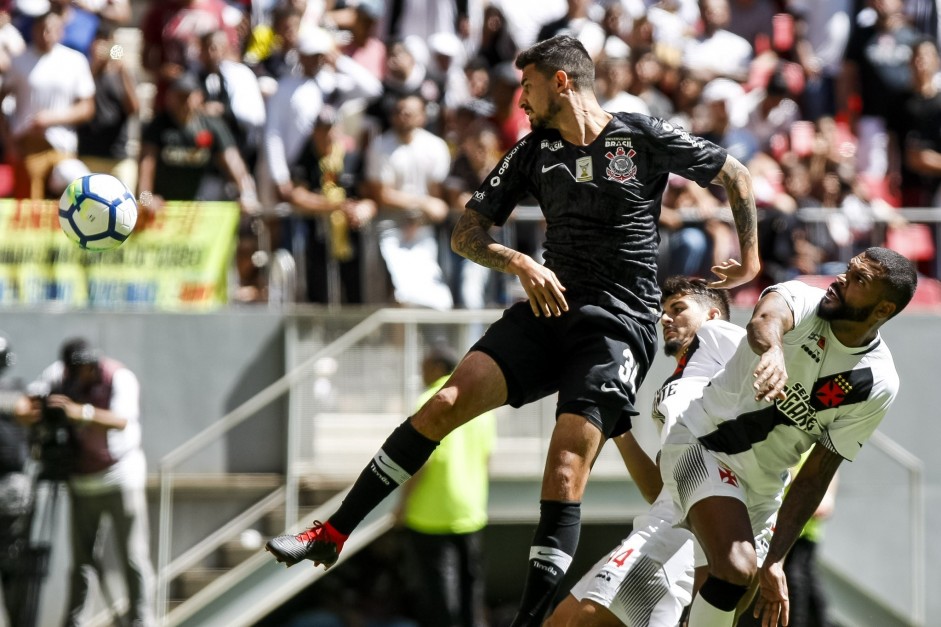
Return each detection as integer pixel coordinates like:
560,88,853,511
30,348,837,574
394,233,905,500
660,248,918,627
546,276,759,627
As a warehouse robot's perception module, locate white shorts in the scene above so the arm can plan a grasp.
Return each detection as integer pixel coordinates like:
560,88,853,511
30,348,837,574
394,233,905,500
660,425,780,566
569,492,695,627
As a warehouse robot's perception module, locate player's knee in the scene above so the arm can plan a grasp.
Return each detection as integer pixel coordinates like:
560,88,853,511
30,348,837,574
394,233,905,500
710,540,757,586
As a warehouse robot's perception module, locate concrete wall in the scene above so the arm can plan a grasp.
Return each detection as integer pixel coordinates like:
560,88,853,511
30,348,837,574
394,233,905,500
0,306,938,624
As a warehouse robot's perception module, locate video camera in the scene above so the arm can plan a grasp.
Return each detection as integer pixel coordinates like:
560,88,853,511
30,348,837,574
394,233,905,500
25,382,76,482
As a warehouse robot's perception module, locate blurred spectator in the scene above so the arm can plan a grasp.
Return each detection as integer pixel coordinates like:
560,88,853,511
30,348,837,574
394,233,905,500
902,37,941,208
697,78,759,164
0,335,29,627
658,173,734,281
14,0,100,56
397,342,495,627
725,0,775,50
141,0,240,113
282,106,376,304
787,0,852,121
537,0,607,60
743,67,802,153
842,0,921,178
477,2,517,69
244,2,302,89
429,31,471,114
77,24,139,193
339,0,386,79
442,121,502,308
137,73,259,211
633,50,675,120
367,38,445,134
0,11,95,200
197,29,266,172
487,0,566,50
262,26,380,208
489,61,530,150
387,0,466,43
683,0,753,81
364,93,453,309
0,4,24,76
596,47,651,115
75,0,132,26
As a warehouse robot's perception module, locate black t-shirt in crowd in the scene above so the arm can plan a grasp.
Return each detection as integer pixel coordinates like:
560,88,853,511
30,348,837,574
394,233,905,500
465,112,727,324
141,113,235,200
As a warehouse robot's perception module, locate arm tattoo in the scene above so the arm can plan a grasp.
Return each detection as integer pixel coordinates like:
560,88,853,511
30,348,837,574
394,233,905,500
451,209,520,272
715,159,757,253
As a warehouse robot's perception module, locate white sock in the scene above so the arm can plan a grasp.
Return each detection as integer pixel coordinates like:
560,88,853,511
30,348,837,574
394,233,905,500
687,593,736,627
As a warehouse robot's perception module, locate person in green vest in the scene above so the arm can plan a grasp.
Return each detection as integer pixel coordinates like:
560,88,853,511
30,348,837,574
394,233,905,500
396,342,497,627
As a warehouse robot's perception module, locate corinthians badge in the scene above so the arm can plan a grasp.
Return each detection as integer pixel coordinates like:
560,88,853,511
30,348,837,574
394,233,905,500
605,147,637,184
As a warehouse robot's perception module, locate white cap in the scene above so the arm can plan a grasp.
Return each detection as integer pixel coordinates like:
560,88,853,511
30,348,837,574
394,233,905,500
603,37,631,61
297,27,335,56
429,32,462,58
700,78,744,105
16,0,50,16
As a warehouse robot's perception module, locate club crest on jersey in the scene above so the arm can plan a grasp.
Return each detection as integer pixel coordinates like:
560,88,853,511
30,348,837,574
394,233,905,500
576,156,593,182
605,147,637,184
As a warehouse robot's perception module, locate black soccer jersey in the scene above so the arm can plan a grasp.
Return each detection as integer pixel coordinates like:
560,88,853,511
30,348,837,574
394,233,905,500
466,112,728,323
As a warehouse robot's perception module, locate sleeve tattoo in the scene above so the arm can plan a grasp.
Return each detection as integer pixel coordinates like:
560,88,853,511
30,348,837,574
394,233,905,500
451,209,520,272
714,159,758,253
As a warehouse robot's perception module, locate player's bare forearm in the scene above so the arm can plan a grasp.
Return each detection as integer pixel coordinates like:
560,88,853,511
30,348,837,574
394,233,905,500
614,433,661,503
451,209,520,272
747,292,793,355
764,446,843,566
713,156,760,281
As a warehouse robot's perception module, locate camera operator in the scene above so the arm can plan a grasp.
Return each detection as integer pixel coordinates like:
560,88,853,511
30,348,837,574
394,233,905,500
0,334,30,627
15,338,155,627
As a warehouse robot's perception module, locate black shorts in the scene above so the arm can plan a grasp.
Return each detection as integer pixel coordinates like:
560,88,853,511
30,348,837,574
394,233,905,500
471,301,657,438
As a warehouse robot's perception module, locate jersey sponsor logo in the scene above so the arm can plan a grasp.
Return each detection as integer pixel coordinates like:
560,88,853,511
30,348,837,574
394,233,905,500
660,120,704,149
490,176,500,187
576,156,593,182
540,139,563,151
604,146,637,184
473,190,486,201
541,162,568,174
801,332,826,363
653,380,679,412
604,136,633,148
776,382,821,433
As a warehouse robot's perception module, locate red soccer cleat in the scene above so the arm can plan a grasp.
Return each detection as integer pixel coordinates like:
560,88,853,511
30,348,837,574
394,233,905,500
265,520,348,569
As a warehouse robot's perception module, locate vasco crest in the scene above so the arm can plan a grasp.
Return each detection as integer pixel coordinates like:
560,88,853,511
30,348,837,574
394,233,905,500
605,147,637,183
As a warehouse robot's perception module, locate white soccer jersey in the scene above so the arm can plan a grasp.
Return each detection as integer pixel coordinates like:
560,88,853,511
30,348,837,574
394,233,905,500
650,319,746,445
569,319,746,626
680,280,899,489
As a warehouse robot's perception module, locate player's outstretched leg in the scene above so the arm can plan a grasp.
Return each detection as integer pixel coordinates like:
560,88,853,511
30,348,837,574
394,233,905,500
266,419,438,568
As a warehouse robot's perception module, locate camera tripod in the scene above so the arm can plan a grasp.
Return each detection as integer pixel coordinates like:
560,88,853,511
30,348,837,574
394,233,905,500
12,465,123,627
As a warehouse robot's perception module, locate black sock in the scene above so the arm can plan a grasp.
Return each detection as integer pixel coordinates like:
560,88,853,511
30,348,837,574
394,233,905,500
510,500,581,627
329,419,438,535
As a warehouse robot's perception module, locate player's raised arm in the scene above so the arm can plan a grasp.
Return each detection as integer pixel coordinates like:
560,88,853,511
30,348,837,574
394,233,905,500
711,154,761,289
746,290,794,402
451,208,568,317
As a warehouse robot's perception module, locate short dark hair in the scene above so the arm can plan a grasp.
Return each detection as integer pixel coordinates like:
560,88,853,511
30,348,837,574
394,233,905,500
864,247,918,317
661,276,732,321
515,35,595,91
60,338,99,367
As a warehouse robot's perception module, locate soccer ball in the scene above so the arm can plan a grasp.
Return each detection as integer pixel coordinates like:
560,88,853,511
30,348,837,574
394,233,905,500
58,173,138,251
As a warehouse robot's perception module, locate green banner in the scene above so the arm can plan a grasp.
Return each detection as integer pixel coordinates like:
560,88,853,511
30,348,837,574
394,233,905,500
0,200,240,310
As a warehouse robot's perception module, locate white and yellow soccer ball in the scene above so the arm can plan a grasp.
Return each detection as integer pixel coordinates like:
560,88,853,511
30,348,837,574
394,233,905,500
58,173,138,251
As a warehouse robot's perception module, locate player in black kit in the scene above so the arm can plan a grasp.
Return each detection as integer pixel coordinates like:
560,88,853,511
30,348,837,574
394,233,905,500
267,35,761,626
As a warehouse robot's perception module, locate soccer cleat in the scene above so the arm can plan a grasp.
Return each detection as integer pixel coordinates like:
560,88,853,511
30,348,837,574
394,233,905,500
265,520,347,569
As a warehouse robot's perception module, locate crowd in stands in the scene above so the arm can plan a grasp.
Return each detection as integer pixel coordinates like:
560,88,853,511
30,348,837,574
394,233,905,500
1,0,940,307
